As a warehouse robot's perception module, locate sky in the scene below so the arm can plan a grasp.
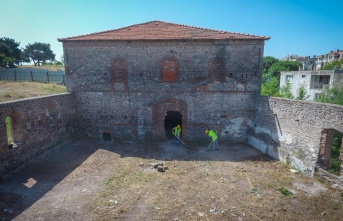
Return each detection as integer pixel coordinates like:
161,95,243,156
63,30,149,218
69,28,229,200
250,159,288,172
1,0,342,61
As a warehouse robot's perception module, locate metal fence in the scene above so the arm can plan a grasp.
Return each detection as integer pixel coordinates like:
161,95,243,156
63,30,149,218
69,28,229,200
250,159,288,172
0,68,65,85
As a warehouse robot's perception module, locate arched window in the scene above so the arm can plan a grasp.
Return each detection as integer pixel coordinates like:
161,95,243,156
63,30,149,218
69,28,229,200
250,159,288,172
161,58,178,82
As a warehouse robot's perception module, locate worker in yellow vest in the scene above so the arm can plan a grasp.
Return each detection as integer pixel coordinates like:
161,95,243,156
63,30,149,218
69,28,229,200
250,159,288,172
205,129,220,151
172,125,181,145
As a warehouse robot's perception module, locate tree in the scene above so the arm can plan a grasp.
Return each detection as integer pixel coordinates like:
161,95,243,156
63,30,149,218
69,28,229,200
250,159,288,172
280,80,293,99
263,56,279,75
268,60,302,79
261,58,301,97
261,76,280,96
316,86,343,105
0,37,22,68
296,85,308,100
321,59,343,70
23,42,55,66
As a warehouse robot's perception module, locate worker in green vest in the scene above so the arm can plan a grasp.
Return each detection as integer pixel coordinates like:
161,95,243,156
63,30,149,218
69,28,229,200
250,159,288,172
205,129,219,151
172,125,181,145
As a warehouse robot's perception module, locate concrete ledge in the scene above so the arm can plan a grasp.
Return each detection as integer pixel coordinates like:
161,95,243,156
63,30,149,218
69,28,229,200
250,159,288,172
316,167,343,188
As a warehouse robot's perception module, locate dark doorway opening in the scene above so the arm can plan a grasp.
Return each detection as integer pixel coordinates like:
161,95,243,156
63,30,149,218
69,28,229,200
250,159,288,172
102,132,112,142
164,111,182,139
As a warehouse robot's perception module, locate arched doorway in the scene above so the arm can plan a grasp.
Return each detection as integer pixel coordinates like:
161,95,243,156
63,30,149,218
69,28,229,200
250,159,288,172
317,128,343,176
152,98,187,137
164,111,182,139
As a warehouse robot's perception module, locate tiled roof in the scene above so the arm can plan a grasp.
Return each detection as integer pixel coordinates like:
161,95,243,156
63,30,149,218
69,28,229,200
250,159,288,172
58,21,270,42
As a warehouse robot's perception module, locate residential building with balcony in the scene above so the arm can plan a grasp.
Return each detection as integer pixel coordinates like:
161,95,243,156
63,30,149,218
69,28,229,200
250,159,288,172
279,70,343,101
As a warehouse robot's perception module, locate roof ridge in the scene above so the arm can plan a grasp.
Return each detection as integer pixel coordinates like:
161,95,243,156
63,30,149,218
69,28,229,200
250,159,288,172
58,20,160,41
58,20,270,41
155,21,267,38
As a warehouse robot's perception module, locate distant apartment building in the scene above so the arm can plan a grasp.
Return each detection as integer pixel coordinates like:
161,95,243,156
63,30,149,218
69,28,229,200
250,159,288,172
279,70,343,101
315,49,343,70
282,49,343,71
282,55,316,71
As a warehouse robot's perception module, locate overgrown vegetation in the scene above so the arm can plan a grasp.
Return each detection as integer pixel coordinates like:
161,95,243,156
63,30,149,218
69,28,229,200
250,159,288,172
296,85,308,100
320,58,343,70
280,80,293,99
261,56,301,97
5,116,12,144
316,85,343,105
328,131,342,176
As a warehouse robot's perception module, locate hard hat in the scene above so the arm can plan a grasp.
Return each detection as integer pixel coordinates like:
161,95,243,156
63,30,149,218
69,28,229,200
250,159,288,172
205,130,209,134
177,125,180,128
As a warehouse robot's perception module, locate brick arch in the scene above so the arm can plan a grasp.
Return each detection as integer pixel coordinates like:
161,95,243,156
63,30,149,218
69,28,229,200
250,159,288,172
317,128,343,175
152,98,187,137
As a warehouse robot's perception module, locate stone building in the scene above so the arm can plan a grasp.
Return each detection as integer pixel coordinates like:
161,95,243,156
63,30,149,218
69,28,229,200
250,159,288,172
1,21,342,182
57,21,270,142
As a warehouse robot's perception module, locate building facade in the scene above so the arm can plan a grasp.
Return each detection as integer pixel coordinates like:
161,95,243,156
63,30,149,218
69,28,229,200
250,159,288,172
315,50,343,70
282,55,316,71
282,49,343,71
279,70,343,100
58,21,269,142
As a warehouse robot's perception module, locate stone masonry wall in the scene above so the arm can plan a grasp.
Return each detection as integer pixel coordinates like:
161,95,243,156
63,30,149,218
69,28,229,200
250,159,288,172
63,39,264,142
0,94,76,178
248,96,343,176
73,91,255,142
63,40,264,93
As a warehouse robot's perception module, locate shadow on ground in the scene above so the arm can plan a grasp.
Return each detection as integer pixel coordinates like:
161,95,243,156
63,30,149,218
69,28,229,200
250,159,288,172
0,137,272,220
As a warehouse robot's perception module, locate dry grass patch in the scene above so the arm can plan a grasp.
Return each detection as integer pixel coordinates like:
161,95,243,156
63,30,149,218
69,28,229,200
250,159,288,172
0,81,66,102
89,145,343,221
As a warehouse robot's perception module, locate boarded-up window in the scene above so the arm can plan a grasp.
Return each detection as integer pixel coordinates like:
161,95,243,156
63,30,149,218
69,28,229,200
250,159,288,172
111,59,128,82
111,59,128,91
161,58,178,82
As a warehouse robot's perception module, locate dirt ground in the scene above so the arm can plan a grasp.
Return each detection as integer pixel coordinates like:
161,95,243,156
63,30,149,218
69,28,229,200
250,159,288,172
0,138,342,221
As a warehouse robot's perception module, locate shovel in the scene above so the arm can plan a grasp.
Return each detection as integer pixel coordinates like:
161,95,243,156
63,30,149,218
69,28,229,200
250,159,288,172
206,141,212,151
173,134,189,147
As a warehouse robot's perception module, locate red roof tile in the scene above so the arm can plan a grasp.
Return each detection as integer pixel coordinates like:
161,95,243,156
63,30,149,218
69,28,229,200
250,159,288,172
58,21,270,42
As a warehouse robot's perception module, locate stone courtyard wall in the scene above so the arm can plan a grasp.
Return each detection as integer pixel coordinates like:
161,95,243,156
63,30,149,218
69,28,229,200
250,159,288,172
248,96,343,176
0,94,76,177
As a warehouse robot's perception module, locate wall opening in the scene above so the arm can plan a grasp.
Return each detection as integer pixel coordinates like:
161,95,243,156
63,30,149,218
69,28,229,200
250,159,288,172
161,57,178,82
152,98,187,137
102,132,112,142
317,129,343,176
111,58,128,91
164,111,182,139
5,116,14,149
